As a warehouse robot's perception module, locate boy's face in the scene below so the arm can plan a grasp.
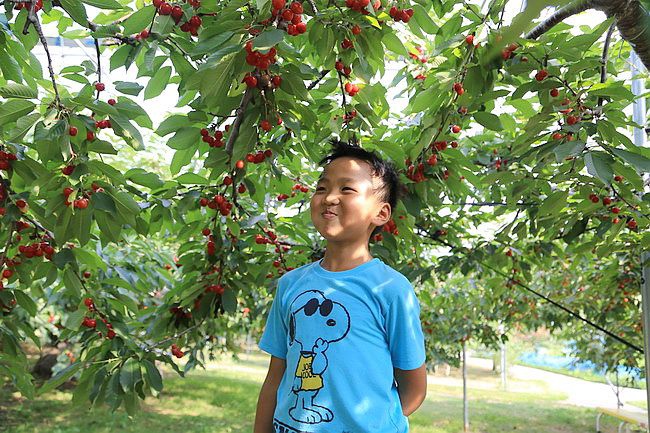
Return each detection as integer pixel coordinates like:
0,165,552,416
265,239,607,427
310,156,391,243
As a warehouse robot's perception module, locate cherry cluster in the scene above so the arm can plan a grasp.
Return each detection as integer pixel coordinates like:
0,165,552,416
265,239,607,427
245,42,277,70
245,149,273,164
171,343,185,358
13,0,42,11
271,0,306,35
63,186,93,209
345,0,380,14
500,42,519,60
199,193,233,216
243,72,282,90
0,151,17,171
82,297,116,339
200,128,224,147
382,219,399,235
152,0,202,35
205,283,225,294
344,82,360,97
335,60,352,77
389,5,413,22
18,239,55,260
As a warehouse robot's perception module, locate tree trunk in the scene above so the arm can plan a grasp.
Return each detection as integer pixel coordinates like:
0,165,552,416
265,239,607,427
525,0,650,71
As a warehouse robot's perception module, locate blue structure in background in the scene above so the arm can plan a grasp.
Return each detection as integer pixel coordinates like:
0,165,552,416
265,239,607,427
518,351,643,381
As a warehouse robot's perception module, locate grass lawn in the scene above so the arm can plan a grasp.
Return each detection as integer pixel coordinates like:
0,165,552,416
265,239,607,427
0,351,630,433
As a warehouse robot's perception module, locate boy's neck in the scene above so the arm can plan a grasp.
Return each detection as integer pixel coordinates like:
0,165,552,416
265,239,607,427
320,244,374,272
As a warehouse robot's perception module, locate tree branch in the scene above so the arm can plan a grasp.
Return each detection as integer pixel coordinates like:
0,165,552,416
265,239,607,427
23,0,61,109
597,22,617,107
225,88,254,156
524,0,596,40
308,69,330,90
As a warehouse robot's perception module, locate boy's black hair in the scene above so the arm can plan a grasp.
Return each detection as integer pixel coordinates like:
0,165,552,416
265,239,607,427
317,139,401,238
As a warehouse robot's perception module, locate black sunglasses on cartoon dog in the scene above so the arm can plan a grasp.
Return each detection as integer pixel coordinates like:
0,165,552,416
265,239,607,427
304,298,333,316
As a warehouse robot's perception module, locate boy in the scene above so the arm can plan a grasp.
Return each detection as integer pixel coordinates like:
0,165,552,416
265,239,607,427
254,140,427,433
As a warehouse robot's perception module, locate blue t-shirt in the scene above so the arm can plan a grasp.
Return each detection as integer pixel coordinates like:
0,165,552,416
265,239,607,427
258,257,426,433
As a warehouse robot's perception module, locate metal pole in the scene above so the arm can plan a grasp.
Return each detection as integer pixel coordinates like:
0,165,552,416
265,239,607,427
642,251,650,432
629,49,648,432
501,342,507,391
463,341,469,432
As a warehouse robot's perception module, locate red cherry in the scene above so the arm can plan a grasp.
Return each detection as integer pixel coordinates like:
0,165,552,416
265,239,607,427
75,198,89,209
566,115,579,125
552,132,564,140
15,199,27,208
272,0,285,9
627,219,637,229
451,124,461,133
95,82,105,91
86,131,95,141
62,165,75,176
614,175,623,182
235,160,245,169
550,88,559,97
69,126,78,136
453,82,464,95
535,69,548,81
202,228,211,236
260,119,272,132
171,5,183,19
351,24,361,35
223,176,233,186
611,207,620,214
139,29,150,39
243,75,258,88
290,1,303,14
159,3,172,15
272,75,282,87
2,269,13,279
281,9,294,21
465,34,474,45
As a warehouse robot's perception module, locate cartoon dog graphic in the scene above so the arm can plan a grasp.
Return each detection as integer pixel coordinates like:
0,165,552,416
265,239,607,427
287,290,350,424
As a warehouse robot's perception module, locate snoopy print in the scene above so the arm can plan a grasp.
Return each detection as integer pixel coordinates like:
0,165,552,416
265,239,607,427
287,290,350,425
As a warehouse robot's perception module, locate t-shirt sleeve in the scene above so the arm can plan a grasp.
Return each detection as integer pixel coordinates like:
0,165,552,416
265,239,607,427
258,281,288,359
385,283,426,370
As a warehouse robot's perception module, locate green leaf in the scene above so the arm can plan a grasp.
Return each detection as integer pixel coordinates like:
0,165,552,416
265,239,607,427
382,31,408,56
121,6,156,35
62,267,83,296
81,0,123,9
176,173,209,184
60,0,89,27
115,81,144,96
14,291,37,316
142,359,163,392
125,169,165,189
119,358,142,392
411,3,438,34
538,190,568,216
473,112,503,131
584,152,613,185
0,99,35,126
167,127,200,150
52,248,77,269
38,363,82,395
611,148,650,173
109,113,145,150
0,83,38,99
252,29,285,50
144,66,172,100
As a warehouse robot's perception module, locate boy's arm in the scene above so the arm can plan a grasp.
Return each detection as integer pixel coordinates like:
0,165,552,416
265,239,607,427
254,355,286,433
394,363,427,416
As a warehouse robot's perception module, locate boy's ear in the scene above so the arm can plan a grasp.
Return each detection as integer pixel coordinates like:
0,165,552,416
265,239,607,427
372,202,392,227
